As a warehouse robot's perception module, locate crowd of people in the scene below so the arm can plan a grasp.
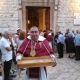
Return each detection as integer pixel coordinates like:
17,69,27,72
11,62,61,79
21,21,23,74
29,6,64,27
0,26,56,80
38,28,80,61
54,29,80,61
0,26,80,80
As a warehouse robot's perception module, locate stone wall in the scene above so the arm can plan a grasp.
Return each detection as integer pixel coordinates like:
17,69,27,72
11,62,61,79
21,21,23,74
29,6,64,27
0,0,80,33
57,0,80,33
0,0,19,33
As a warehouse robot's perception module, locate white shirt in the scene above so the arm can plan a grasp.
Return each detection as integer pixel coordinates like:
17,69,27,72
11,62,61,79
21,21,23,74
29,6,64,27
0,37,12,61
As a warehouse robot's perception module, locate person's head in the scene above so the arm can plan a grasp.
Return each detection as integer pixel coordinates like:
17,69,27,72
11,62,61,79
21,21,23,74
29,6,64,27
76,30,79,34
29,26,39,41
66,29,70,33
17,29,22,35
19,31,26,40
0,33,2,36
3,31,13,39
0,33,2,39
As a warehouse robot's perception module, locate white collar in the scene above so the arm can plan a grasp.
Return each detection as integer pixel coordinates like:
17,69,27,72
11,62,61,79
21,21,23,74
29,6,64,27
27,35,46,41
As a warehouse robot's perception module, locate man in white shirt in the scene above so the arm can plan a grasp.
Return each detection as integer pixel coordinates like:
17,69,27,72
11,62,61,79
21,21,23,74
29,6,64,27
0,31,13,80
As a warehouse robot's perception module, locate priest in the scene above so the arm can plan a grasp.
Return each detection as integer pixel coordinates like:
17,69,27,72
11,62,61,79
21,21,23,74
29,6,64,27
17,26,56,80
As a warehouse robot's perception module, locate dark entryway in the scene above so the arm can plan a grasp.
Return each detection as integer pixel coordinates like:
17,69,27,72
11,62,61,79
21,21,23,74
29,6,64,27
26,6,50,31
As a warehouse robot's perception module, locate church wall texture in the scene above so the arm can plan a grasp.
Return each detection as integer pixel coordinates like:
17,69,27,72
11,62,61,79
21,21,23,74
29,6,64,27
0,0,80,33
57,0,80,33
0,0,19,33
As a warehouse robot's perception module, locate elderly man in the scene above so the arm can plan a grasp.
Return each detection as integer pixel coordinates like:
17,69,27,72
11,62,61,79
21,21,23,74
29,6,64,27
17,26,56,80
0,31,13,80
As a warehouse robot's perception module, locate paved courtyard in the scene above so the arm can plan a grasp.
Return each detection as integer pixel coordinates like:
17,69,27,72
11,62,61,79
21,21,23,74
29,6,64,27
47,53,80,80
0,53,80,80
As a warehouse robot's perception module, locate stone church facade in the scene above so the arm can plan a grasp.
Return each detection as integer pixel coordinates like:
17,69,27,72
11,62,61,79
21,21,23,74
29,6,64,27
0,0,80,33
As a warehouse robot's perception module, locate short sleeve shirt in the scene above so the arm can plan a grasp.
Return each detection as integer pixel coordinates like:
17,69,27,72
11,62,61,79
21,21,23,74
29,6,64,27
0,37,12,61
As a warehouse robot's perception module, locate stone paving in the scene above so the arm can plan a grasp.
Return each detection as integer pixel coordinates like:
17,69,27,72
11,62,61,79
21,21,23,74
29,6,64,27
1,53,80,80
47,53,80,80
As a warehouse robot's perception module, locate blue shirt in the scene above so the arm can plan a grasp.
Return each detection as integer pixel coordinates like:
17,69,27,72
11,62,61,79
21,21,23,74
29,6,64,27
57,34,65,44
74,34,80,46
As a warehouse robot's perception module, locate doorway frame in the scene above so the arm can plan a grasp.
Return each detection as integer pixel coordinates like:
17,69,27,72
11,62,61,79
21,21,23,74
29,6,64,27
20,1,55,33
26,6,50,31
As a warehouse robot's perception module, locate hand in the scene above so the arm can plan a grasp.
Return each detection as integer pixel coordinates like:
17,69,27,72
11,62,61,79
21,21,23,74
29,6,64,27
50,54,56,58
16,53,23,61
